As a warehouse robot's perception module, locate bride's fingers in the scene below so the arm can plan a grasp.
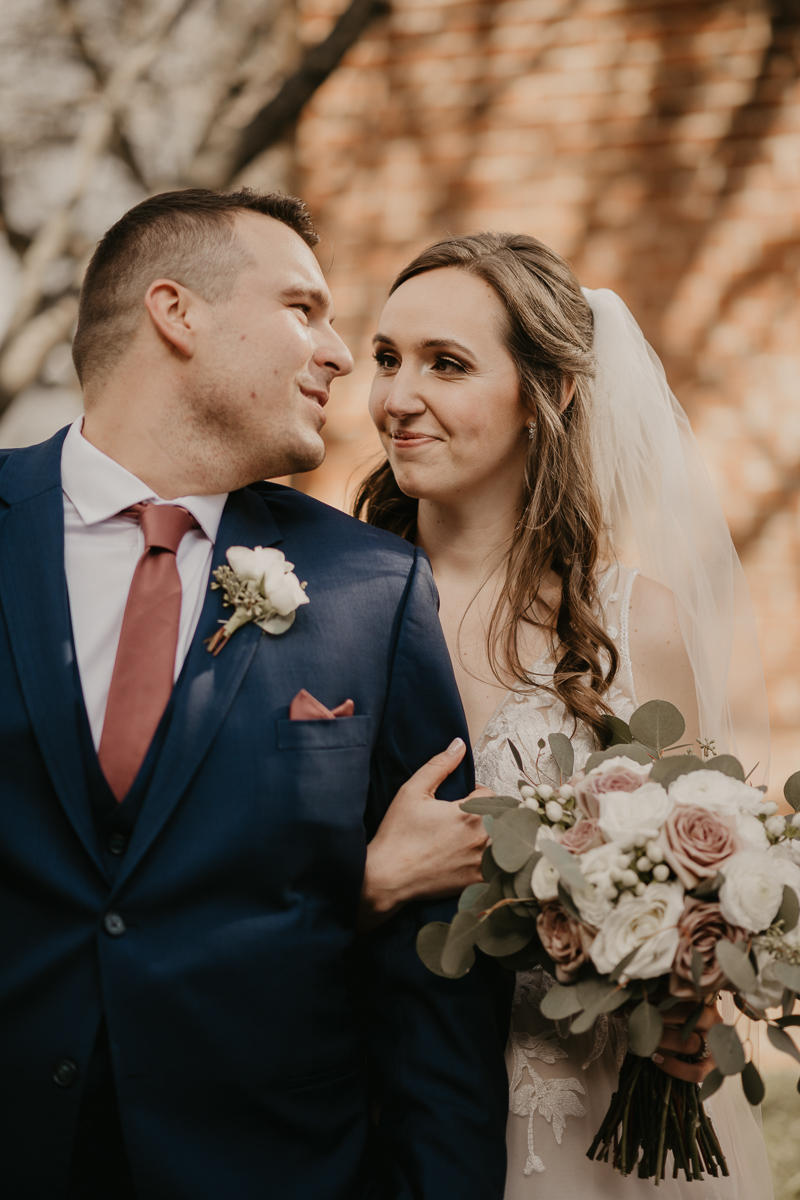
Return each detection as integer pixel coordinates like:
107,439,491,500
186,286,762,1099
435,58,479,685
656,1027,704,1057
651,1052,712,1086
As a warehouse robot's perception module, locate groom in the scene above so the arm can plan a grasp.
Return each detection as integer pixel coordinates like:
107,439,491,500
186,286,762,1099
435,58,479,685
0,189,510,1199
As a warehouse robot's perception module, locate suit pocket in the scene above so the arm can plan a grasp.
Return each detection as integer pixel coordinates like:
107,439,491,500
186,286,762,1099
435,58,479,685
276,715,371,751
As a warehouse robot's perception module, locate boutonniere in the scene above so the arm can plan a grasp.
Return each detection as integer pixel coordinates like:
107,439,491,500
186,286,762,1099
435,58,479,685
205,546,309,656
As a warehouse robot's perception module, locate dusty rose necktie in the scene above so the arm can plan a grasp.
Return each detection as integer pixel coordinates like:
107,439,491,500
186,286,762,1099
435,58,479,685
98,502,198,802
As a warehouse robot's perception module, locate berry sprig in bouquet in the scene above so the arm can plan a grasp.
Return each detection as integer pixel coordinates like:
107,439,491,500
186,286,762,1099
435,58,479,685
417,700,800,1185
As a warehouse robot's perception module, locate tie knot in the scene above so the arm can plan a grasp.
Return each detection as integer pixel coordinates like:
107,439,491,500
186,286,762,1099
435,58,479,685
126,502,199,553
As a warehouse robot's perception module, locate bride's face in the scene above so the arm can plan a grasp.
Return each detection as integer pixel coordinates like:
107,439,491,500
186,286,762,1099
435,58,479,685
369,268,529,505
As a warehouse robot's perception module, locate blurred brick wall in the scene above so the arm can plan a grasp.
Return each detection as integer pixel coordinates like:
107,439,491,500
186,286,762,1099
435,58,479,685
294,0,800,781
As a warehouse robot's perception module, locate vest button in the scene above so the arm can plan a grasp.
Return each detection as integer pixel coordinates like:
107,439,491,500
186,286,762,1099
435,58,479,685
52,1058,79,1088
106,832,127,856
103,912,126,938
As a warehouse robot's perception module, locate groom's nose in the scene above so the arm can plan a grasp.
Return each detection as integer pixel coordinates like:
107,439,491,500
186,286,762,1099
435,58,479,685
314,325,354,379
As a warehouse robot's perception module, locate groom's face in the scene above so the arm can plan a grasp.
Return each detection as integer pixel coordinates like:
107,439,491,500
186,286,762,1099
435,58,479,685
189,213,354,484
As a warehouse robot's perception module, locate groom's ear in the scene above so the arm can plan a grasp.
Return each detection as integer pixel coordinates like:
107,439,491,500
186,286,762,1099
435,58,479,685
144,278,203,359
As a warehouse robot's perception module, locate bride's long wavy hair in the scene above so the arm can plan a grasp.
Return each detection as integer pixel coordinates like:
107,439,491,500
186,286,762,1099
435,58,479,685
353,231,618,742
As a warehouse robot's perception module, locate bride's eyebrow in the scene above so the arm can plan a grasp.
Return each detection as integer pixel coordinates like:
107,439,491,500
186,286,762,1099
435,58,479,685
371,332,475,358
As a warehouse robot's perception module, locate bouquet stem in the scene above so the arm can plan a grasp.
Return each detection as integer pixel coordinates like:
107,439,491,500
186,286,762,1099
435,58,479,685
587,1054,729,1184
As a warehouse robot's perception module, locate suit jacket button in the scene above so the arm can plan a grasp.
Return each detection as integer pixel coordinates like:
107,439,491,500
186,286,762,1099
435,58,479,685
103,912,126,937
106,832,127,856
52,1059,78,1088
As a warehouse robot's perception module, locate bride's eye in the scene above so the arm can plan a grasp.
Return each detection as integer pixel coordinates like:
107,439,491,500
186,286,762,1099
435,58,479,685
430,355,467,375
373,350,399,370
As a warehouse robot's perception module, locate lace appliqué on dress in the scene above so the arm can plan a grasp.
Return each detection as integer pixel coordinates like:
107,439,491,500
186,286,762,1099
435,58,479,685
508,1029,586,1175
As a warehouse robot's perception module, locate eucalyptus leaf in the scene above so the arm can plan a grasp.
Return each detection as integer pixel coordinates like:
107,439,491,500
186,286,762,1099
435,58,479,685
584,742,653,772
699,1067,724,1101
702,755,745,782
458,882,489,913
767,1023,800,1066
416,922,452,978
482,815,494,836
629,700,685,753
680,1002,705,1043
691,947,704,991
507,739,525,774
715,939,757,992
628,999,664,1057
782,988,796,1018
548,732,574,780
690,871,723,899
539,839,584,892
741,1061,766,1106
514,855,538,900
474,916,532,958
609,946,640,983
774,962,800,994
784,771,800,814
777,885,800,935
557,881,581,920
440,910,480,977
491,806,542,873
495,939,548,971
708,1023,745,1076
601,714,634,746
658,995,683,1012
481,844,501,882
650,754,703,787
575,978,631,1017
460,795,520,815
539,982,584,1020
571,988,631,1034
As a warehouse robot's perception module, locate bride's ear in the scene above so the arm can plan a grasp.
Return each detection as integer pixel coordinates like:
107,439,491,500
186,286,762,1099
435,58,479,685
560,377,576,413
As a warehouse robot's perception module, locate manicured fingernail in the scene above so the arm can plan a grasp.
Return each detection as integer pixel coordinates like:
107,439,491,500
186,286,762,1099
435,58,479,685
651,1054,664,1064
447,738,465,752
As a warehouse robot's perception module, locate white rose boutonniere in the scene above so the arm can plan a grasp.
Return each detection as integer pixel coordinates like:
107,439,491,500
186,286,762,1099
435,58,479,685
206,545,309,655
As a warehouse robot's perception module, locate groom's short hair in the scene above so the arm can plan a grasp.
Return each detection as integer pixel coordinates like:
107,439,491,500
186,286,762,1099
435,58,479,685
72,188,319,388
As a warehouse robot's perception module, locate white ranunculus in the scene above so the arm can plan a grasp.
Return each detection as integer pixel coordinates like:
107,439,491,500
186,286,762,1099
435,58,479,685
735,813,769,852
266,570,309,616
669,771,764,818
572,842,629,929
718,851,784,933
589,756,652,781
531,855,560,902
770,839,800,870
590,882,684,979
598,782,673,850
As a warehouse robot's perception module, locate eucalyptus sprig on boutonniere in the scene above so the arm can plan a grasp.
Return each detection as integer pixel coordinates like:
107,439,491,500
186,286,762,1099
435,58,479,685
205,546,309,656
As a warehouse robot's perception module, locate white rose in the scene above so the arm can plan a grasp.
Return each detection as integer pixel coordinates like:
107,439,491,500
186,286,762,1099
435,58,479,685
670,771,763,817
598,782,673,850
590,882,684,979
770,839,800,870
531,855,560,901
572,843,629,929
226,545,288,584
266,570,309,616
718,851,784,933
589,756,652,781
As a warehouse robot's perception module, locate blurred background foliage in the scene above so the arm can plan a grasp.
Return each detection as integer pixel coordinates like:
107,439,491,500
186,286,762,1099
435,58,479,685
1,0,799,1185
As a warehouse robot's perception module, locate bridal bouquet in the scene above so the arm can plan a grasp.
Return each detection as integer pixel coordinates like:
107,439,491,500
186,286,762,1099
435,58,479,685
417,700,800,1185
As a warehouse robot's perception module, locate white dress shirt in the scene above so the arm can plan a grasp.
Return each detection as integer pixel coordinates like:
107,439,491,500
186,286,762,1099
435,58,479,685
61,419,228,749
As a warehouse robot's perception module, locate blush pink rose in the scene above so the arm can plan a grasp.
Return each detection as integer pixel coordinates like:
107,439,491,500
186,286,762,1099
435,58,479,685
537,902,595,983
658,805,741,890
560,818,603,854
669,897,746,999
572,758,652,820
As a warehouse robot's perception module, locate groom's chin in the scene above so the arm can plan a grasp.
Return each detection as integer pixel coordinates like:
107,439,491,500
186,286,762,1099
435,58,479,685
261,435,326,483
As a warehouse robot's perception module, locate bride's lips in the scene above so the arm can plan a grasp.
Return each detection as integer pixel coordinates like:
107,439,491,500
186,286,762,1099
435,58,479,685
390,429,440,448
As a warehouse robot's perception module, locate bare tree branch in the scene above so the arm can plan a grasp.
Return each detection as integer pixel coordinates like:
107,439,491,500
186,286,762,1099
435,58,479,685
230,0,388,180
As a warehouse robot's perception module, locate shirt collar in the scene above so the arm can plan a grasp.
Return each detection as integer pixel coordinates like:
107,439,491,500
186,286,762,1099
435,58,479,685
60,418,228,544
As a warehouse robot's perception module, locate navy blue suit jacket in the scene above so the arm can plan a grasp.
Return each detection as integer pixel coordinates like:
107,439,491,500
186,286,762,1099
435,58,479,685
0,428,511,1199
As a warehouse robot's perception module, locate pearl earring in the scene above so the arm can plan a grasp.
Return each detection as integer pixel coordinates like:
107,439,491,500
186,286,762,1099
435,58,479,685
527,421,537,440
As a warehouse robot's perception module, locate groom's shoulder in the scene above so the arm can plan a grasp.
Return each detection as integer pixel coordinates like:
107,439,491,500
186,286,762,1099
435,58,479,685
244,481,416,563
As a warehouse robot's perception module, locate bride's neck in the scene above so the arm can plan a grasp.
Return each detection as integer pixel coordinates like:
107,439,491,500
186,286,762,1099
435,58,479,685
415,491,521,586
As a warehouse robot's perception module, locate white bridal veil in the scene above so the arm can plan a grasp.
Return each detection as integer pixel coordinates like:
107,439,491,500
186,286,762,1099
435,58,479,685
582,288,769,780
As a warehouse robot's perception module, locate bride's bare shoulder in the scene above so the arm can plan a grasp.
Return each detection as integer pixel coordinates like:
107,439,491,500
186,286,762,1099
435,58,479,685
624,573,699,733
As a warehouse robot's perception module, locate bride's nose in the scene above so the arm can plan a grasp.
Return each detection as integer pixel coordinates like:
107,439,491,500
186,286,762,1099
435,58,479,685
382,374,427,419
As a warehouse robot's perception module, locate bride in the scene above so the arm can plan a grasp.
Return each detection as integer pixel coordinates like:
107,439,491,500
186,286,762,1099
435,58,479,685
356,231,773,1197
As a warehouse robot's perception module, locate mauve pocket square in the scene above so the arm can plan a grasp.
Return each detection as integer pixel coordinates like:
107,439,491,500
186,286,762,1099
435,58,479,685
289,689,355,721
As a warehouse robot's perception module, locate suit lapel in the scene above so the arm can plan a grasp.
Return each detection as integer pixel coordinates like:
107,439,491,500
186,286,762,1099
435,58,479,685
0,429,105,874
114,486,282,889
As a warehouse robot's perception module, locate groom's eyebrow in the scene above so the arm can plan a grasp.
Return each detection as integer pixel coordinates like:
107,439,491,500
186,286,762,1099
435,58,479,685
280,285,333,314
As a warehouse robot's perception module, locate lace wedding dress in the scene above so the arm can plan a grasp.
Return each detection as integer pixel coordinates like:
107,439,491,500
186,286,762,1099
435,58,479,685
473,565,774,1200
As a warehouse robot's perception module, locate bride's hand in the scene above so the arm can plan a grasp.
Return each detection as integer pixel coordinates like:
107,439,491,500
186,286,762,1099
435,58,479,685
358,738,491,932
651,998,723,1085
